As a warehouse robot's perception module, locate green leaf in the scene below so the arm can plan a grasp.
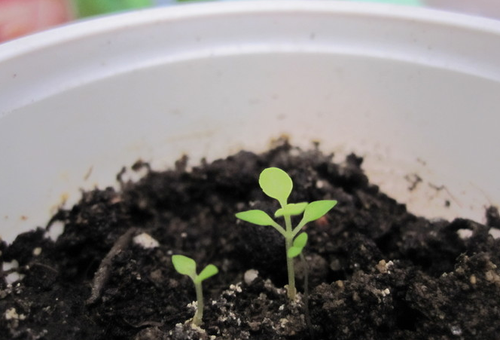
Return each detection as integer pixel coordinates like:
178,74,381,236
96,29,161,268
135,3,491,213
293,232,308,248
172,255,197,279
287,233,308,258
259,167,292,205
275,202,308,218
287,247,302,258
298,200,337,228
196,264,219,283
235,210,276,226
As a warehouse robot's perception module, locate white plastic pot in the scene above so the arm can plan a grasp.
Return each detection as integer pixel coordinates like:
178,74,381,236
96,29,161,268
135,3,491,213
1,1,499,244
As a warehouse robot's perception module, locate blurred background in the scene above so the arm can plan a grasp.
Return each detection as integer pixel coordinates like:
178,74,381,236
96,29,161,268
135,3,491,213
1,0,500,43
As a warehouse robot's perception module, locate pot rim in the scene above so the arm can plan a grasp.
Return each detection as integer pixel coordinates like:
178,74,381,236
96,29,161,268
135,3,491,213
2,1,500,62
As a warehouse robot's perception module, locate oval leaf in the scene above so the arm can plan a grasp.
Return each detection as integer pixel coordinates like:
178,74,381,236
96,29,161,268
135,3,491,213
288,233,308,258
275,202,308,218
259,167,292,205
293,232,308,249
235,210,275,226
196,264,219,283
287,246,302,258
299,200,337,226
172,255,197,279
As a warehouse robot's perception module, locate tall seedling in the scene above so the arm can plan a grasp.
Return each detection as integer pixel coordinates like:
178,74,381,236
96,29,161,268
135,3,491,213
236,167,336,300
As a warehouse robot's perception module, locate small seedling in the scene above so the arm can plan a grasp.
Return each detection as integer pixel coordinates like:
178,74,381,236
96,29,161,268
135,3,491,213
172,254,219,326
235,167,337,300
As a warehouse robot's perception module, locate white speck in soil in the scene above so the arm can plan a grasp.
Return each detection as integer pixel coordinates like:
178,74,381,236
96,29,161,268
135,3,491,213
2,259,18,271
46,220,64,241
457,229,473,239
5,307,18,320
450,325,462,336
133,232,159,249
244,269,259,285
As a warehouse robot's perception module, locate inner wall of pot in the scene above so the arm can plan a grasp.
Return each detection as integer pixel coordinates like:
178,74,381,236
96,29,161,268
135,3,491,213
1,52,498,243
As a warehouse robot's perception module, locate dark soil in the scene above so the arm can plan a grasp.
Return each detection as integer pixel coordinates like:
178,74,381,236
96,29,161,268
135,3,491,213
1,141,499,340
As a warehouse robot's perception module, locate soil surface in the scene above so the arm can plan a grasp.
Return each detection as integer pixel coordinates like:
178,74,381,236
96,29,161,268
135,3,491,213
1,141,499,340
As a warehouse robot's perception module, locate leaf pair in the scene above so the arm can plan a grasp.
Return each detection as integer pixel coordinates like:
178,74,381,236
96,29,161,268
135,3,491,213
235,200,337,235
172,255,218,284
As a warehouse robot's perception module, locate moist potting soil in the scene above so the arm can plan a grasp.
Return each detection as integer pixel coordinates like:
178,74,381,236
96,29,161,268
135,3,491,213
1,141,499,340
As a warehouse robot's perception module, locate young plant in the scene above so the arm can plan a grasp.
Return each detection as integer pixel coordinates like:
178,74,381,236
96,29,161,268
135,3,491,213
172,255,219,326
235,167,337,300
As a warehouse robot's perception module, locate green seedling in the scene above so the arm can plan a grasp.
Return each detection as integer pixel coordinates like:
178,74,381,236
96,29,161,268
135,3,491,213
235,167,337,300
172,255,219,326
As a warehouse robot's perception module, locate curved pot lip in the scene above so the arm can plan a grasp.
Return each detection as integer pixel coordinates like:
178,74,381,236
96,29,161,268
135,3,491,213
1,1,500,61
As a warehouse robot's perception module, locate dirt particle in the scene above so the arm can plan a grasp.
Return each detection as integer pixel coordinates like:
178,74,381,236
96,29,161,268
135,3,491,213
352,292,360,302
244,269,259,285
133,232,159,249
450,325,462,336
376,260,388,273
